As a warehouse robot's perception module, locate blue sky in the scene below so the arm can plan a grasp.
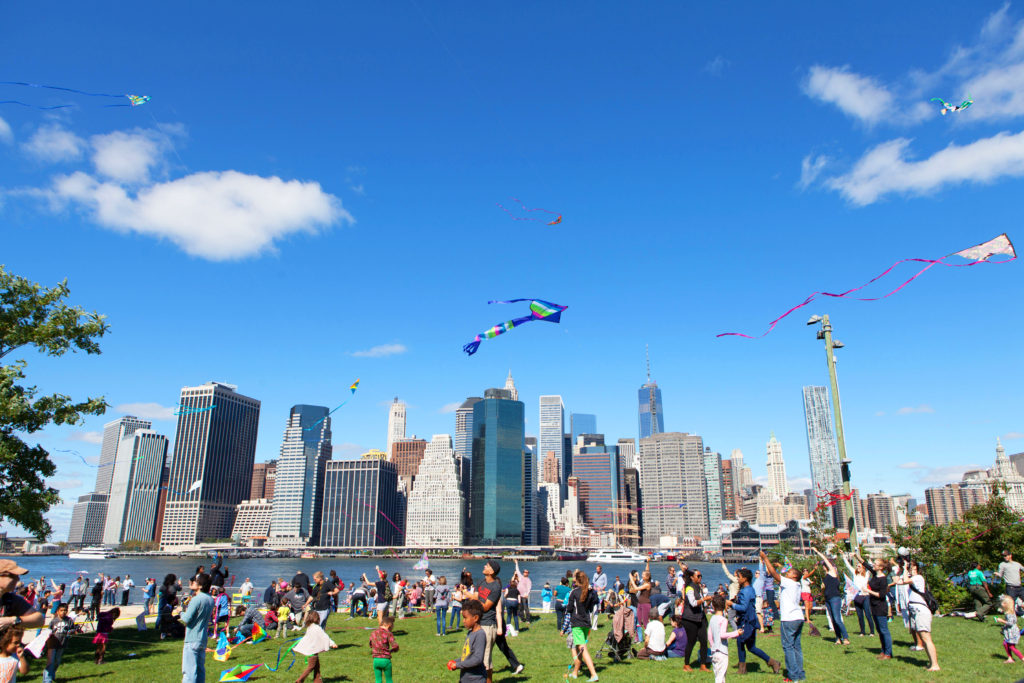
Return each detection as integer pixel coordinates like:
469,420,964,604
3,2,1023,538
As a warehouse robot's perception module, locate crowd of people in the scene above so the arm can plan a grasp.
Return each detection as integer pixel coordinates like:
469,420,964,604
0,548,1023,682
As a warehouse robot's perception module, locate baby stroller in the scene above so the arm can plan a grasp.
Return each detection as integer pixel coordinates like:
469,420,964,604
594,603,637,663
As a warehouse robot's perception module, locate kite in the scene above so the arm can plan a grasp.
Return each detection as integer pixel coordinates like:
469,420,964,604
250,622,268,644
812,488,854,515
159,479,202,497
463,298,568,356
213,632,232,662
265,638,301,672
497,198,562,225
53,449,112,468
304,379,360,431
413,551,429,571
718,233,1016,339
931,96,972,115
0,81,149,109
174,404,216,416
632,503,685,512
219,664,261,682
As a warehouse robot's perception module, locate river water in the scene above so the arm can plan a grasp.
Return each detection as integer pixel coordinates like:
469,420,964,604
14,556,735,600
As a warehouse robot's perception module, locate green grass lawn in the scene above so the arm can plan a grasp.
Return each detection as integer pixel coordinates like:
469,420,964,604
24,610,1021,682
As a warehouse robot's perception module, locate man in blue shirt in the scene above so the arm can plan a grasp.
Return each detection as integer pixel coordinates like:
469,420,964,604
181,573,214,683
731,568,781,675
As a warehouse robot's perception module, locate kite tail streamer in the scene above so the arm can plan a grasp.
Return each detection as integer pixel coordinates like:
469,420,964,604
0,100,74,110
463,338,482,356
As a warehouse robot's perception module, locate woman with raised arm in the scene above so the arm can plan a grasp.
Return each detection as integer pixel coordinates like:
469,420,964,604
842,553,874,637
863,558,893,660
812,548,850,644
896,561,939,672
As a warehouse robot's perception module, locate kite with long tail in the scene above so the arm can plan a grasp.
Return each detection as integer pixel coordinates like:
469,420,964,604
930,95,972,115
497,198,562,225
718,233,1015,339
1,80,149,110
463,298,568,356
304,379,359,431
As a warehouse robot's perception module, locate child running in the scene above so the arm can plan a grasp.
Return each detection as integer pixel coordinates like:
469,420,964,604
44,602,79,683
294,610,338,683
93,607,118,665
370,615,400,683
708,594,742,683
447,600,486,682
996,595,1024,663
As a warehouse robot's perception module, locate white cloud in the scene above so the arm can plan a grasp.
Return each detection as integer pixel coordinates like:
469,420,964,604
47,168,350,260
896,404,935,415
898,462,924,469
115,402,176,420
874,411,886,417
798,154,828,189
68,431,102,444
350,343,407,358
90,128,168,184
439,402,461,414
827,130,1024,205
1003,431,1024,440
913,464,985,484
0,117,11,144
23,125,85,162
803,65,894,124
704,56,729,76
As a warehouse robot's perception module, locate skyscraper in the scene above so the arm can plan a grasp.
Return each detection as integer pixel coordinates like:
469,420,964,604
731,449,753,490
766,433,789,500
572,439,620,534
617,438,637,470
454,397,483,522
250,460,277,500
504,370,518,401
720,459,738,520
391,437,427,478
541,451,560,484
405,435,464,545
160,382,260,548
469,388,525,545
703,448,724,541
571,414,598,443
523,438,537,545
386,398,407,458
67,493,108,545
637,382,664,440
271,405,332,547
97,416,151,496
103,429,168,545
539,395,565,500
320,459,401,546
637,432,709,543
802,386,842,497
618,468,642,547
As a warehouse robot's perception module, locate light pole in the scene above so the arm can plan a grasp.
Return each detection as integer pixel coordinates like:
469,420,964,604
807,314,858,551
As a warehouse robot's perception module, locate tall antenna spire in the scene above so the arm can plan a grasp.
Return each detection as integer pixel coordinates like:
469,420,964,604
645,344,651,383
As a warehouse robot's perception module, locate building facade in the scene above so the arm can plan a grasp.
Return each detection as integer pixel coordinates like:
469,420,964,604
637,382,664,440
573,441,620,535
97,416,152,496
271,405,331,547
637,432,709,544
571,414,598,443
721,459,738,520
386,398,407,458
320,459,401,547
250,460,277,501
703,448,724,540
405,435,464,546
469,389,525,545
103,429,168,545
617,438,637,471
765,433,789,500
160,382,261,548
231,498,273,543
802,386,842,503
539,395,565,501
67,493,108,545
391,437,427,478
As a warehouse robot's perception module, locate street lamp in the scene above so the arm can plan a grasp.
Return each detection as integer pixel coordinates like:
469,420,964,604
808,314,858,551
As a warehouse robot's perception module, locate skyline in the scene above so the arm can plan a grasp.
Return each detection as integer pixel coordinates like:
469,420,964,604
3,2,1023,539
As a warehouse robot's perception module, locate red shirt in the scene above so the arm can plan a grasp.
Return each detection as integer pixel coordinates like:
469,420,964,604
369,627,398,659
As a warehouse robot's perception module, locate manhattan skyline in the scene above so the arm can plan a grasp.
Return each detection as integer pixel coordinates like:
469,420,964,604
2,2,1022,539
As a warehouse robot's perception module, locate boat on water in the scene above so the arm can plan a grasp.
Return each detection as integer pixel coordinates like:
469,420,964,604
68,546,115,560
585,547,649,564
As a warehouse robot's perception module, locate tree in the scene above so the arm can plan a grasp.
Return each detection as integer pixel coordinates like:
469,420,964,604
0,265,108,539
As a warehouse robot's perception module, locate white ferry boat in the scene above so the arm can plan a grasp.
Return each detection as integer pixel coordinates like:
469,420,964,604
585,548,648,564
68,546,115,560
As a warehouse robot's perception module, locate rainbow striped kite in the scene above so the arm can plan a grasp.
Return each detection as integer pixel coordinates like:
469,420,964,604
463,298,568,356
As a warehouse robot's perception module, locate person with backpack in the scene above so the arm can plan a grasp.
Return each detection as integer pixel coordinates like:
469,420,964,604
898,561,939,672
566,570,599,682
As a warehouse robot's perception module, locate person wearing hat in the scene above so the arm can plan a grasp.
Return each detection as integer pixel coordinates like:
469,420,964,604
465,560,502,683
998,551,1024,605
0,559,44,631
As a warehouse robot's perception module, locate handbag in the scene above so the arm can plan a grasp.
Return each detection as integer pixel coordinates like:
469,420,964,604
909,581,939,614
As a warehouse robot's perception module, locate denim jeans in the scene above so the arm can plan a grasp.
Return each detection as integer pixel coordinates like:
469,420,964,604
779,620,804,681
826,596,848,641
436,607,447,635
873,613,892,656
449,605,461,629
737,623,770,664
182,641,205,683
765,589,780,619
43,647,63,683
504,599,520,631
854,598,874,635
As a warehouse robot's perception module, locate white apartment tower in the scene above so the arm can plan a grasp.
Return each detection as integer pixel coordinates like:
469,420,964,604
766,433,789,500
96,416,151,496
637,432,710,543
386,398,407,458
270,405,332,547
405,435,464,545
539,396,565,500
103,429,168,545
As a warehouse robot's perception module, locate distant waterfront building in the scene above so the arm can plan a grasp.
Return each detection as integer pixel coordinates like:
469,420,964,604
618,468,642,547
391,437,427,478
765,433,789,500
802,386,842,499
320,459,401,547
637,382,664,441
866,493,897,534
721,459,738,520
250,460,277,501
539,395,566,500
386,398,407,459
153,467,170,542
571,414,598,443
925,485,966,525
542,450,560,484
504,370,518,401
523,438,537,545
732,449,754,490
103,429,168,545
405,435,464,546
160,382,260,548
703,448,724,541
271,405,331,547
637,432,709,544
720,520,810,555
360,449,388,460
617,438,637,470
469,388,525,545
455,397,483,522
97,416,152,496
68,493,108,545
572,438,620,534
231,498,273,543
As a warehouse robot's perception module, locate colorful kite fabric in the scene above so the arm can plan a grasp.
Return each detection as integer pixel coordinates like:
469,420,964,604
213,632,232,662
304,378,360,431
265,638,300,672
718,233,1016,339
496,198,562,225
250,622,268,644
930,96,972,115
174,404,216,416
463,298,568,356
219,664,261,682
413,551,429,571
812,488,854,515
0,81,149,109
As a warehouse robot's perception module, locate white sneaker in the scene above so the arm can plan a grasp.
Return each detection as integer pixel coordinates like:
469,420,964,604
588,677,599,682
513,664,524,674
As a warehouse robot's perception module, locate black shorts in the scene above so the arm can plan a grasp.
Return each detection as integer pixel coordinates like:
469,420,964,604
217,616,229,624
